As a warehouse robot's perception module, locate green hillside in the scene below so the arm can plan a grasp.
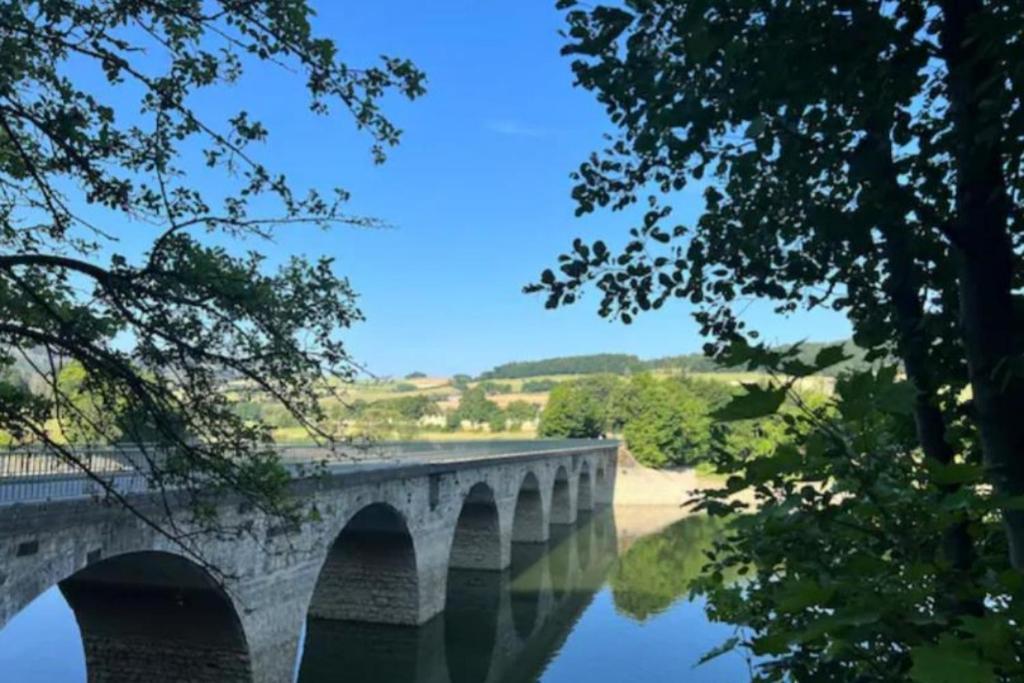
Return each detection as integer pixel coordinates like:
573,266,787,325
478,340,871,380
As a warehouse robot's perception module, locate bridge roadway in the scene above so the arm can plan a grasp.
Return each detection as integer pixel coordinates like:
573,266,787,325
0,439,618,682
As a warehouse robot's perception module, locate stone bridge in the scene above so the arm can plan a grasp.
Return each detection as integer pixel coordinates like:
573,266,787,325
0,440,618,682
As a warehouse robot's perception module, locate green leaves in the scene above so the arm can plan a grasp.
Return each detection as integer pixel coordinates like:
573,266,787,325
696,636,740,666
541,0,1024,678
744,116,767,139
774,578,835,614
0,0,427,545
813,344,853,372
745,444,801,482
711,383,787,421
926,461,985,486
562,6,635,56
910,639,996,683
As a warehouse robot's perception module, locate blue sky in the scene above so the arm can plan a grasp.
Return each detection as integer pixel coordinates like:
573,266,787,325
93,1,851,377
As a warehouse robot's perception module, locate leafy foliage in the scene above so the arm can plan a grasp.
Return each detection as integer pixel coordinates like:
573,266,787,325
539,371,792,467
447,386,505,432
0,1,424,549
345,395,438,441
532,0,1024,679
538,375,619,439
693,357,1024,682
476,380,513,395
616,374,713,467
522,378,560,392
504,399,540,430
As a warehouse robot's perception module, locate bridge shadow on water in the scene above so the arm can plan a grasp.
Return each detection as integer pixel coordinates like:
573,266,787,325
295,509,619,683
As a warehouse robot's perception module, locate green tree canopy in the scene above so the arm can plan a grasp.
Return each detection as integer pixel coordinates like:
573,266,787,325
448,386,504,431
505,399,539,423
538,375,620,438
377,394,439,422
616,374,712,467
477,380,513,395
480,353,644,379
530,0,1024,678
522,378,560,392
0,1,424,547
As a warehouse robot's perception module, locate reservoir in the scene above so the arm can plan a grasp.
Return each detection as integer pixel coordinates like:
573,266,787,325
0,507,748,682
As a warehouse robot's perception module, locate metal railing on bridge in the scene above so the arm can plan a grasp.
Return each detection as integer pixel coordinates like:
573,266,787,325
0,439,614,506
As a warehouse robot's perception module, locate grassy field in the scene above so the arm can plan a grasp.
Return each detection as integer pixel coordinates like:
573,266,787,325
25,367,833,449
246,367,835,444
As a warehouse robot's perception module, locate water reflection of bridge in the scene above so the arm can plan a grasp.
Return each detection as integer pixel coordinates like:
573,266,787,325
298,509,619,683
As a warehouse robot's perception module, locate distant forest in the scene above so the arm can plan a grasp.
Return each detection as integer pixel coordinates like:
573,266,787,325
478,340,872,380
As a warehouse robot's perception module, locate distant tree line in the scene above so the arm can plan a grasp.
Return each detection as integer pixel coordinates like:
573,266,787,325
479,353,647,379
479,341,871,380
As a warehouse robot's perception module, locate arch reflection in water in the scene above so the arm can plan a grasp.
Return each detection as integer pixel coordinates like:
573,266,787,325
575,510,593,570
298,618,447,683
445,480,503,683
62,551,251,682
546,523,573,601
295,509,618,683
509,541,547,640
445,569,503,683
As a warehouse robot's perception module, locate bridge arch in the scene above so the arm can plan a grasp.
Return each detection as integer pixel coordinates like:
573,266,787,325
307,503,420,626
550,465,574,525
578,461,594,513
58,550,253,682
576,512,594,570
511,471,547,543
449,482,503,571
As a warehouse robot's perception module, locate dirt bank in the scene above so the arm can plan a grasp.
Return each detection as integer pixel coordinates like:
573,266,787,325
611,442,719,505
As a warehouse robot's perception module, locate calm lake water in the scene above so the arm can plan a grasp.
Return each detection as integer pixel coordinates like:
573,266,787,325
0,509,751,682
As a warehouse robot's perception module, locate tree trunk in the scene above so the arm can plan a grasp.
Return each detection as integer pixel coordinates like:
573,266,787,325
862,126,976,576
940,0,1024,569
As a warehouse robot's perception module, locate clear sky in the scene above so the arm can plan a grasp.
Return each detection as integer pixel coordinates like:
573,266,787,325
115,1,853,377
